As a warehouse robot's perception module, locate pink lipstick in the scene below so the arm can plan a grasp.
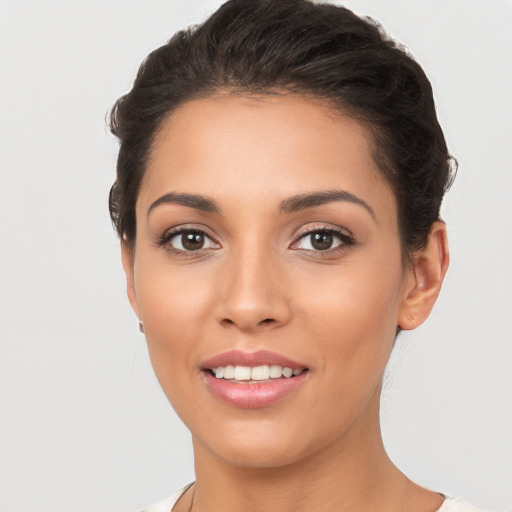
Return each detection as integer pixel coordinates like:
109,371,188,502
200,350,309,409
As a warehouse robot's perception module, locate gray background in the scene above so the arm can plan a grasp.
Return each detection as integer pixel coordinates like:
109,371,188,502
0,1,511,511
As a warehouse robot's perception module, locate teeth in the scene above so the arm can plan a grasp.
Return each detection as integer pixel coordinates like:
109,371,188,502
234,365,251,380
213,365,304,381
224,365,235,379
269,365,282,378
282,367,293,378
251,365,270,381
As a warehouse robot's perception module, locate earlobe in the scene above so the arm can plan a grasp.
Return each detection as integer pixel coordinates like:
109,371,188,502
121,241,141,319
398,221,449,330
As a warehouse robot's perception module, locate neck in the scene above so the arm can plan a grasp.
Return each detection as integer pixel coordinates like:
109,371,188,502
185,392,435,512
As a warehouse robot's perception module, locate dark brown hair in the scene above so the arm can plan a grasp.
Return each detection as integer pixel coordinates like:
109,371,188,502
109,0,455,259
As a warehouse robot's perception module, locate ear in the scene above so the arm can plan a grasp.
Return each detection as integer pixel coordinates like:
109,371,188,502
398,221,450,330
121,240,141,320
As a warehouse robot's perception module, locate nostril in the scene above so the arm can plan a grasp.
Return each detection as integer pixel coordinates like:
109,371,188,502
260,318,275,324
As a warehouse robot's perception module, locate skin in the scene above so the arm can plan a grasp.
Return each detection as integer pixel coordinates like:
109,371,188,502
122,95,449,512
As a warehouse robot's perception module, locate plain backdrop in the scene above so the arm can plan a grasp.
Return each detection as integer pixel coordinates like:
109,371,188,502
0,1,511,511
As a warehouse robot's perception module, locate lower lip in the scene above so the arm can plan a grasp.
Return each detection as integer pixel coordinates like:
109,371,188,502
202,371,308,409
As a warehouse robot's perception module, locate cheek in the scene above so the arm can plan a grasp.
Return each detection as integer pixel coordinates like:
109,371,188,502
297,253,405,369
132,256,215,392
289,258,404,438
135,250,215,329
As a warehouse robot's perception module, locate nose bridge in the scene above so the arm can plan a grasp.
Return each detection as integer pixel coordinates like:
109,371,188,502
216,237,290,331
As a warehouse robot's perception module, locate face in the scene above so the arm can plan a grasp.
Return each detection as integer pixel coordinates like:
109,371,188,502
124,95,418,468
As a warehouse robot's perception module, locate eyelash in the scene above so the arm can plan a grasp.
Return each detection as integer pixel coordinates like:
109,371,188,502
291,227,355,257
157,226,355,258
157,227,220,258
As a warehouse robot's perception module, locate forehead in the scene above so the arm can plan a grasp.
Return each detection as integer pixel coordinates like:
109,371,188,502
139,94,395,218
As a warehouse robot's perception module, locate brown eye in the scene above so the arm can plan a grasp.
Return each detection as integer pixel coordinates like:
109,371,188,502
293,228,352,253
165,229,219,252
181,231,205,250
311,232,333,250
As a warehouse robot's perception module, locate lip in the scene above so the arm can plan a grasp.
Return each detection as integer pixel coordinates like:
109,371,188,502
200,349,307,371
202,371,308,409
200,349,309,409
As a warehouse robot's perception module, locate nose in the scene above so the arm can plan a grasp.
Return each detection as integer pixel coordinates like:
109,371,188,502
214,248,292,333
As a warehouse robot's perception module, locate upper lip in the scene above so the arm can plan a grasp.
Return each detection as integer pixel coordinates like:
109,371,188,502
200,349,307,370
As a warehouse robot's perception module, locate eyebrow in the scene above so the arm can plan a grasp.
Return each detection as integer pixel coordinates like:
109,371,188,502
279,189,375,219
147,192,221,216
147,189,375,219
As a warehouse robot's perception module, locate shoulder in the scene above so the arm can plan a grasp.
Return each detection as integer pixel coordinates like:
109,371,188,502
137,483,193,512
437,497,489,512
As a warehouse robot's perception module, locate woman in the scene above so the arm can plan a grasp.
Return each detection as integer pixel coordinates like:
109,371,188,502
109,1,483,510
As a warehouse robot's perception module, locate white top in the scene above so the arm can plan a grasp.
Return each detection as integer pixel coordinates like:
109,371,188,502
140,484,487,512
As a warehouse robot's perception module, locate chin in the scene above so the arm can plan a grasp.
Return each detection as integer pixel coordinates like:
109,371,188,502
197,437,311,469
190,412,357,471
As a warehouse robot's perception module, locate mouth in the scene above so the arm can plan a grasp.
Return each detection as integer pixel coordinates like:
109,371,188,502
200,350,310,408
206,364,308,382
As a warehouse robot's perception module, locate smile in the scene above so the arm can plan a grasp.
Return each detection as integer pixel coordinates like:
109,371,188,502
201,350,310,408
212,365,305,381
